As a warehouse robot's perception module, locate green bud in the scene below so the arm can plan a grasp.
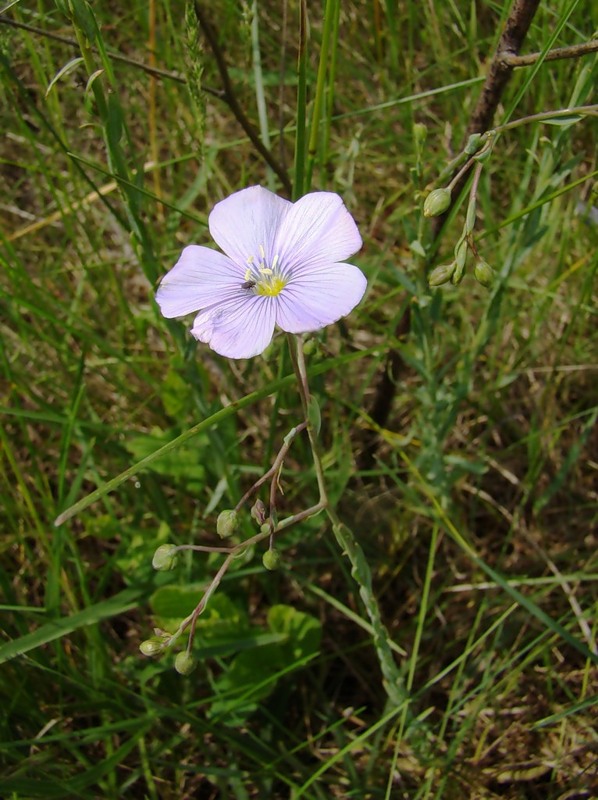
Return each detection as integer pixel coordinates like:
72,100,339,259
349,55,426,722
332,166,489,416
302,337,317,355
216,509,239,539
413,122,427,146
423,188,451,218
174,651,196,676
262,548,282,571
465,199,477,234
474,259,495,288
451,260,466,285
473,146,493,163
152,544,178,571
451,238,468,283
139,638,164,658
428,263,455,287
464,133,483,155
250,499,267,526
260,522,272,535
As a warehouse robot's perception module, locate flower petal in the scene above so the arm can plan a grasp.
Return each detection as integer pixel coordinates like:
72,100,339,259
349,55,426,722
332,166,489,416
190,294,277,359
208,186,292,268
275,262,367,333
274,192,362,274
156,245,245,318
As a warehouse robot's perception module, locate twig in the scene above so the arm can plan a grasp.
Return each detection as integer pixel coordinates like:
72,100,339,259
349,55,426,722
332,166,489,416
234,421,308,512
361,0,542,465
170,499,327,653
192,1,292,194
0,15,223,92
500,39,598,67
466,0,542,138
290,336,406,706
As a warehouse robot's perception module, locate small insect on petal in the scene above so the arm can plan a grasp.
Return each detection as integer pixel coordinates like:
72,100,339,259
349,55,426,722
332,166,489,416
241,280,256,289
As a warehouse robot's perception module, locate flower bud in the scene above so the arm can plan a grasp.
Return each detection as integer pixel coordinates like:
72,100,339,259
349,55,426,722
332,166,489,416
451,260,465,285
139,638,164,658
474,259,495,288
428,263,455,287
451,238,467,284
152,544,178,571
413,123,427,146
474,146,493,163
302,338,317,355
174,651,196,675
423,188,451,217
464,133,483,155
260,522,272,535
250,499,267,526
216,509,239,538
262,549,282,571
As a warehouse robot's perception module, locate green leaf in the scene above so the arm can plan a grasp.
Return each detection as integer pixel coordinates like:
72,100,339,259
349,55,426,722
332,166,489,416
45,57,84,97
268,604,322,661
54,345,382,526
123,427,206,487
307,394,321,436
150,589,251,639
543,114,582,126
0,588,144,664
209,605,322,724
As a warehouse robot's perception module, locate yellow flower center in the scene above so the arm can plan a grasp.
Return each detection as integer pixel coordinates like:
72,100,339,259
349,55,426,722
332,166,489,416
244,247,287,297
255,275,287,297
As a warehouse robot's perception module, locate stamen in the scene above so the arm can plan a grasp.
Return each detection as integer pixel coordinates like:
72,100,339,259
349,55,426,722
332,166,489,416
260,267,273,275
259,244,266,260
244,267,252,281
272,254,279,270
247,255,254,265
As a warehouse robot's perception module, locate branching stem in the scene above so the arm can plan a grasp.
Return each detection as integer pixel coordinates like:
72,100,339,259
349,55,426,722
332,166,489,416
192,2,292,193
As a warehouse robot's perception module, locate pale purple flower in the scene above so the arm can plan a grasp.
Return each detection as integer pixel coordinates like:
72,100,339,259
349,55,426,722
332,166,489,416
156,186,366,359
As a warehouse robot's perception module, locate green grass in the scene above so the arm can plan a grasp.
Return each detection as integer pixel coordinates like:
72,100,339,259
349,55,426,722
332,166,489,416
1,0,597,797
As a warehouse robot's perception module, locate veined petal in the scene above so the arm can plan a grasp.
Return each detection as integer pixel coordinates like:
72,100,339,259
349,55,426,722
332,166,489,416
274,262,367,333
274,192,362,274
191,294,277,359
156,245,244,318
209,186,292,268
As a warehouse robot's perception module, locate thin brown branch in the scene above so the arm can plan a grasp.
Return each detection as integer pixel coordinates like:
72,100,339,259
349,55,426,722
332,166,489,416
0,15,223,92
361,0,542,469
501,39,598,67
234,421,308,512
466,0,542,135
192,1,292,194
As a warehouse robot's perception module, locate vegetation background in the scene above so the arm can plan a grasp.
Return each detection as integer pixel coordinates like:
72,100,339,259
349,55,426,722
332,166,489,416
0,0,596,797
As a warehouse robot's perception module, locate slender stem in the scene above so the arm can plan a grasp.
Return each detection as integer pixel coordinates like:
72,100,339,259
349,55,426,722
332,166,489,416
147,0,163,217
0,16,207,90
234,422,308,512
251,0,273,189
496,103,598,133
278,0,289,170
186,552,235,651
288,336,328,501
169,499,327,652
175,544,233,554
467,0,542,137
289,335,406,706
446,149,484,192
193,1,291,193
293,0,308,199
304,0,338,190
500,39,598,67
